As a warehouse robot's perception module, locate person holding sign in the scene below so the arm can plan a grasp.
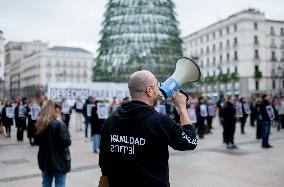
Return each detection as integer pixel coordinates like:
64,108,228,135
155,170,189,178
207,99,215,133
259,94,274,148
196,97,207,139
15,98,28,141
61,98,72,129
74,96,84,132
1,100,14,138
239,98,249,134
99,70,197,187
27,99,41,145
223,96,238,149
83,97,95,141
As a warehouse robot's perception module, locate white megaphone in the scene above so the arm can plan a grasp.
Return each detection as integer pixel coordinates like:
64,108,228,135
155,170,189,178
159,57,201,100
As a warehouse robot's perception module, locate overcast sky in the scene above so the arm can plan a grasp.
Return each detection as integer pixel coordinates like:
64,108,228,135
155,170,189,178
1,0,284,55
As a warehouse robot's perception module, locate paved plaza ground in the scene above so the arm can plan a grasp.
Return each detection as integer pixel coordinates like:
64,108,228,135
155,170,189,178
0,114,284,187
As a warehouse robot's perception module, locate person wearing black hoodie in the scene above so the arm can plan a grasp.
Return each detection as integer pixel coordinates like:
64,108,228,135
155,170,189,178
98,70,197,187
223,96,238,149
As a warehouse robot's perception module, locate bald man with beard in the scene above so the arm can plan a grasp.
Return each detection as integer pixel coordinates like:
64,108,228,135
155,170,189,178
99,70,197,187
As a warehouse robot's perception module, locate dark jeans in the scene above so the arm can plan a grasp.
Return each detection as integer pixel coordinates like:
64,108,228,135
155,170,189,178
223,122,236,145
262,121,271,146
42,172,66,187
84,117,91,138
207,116,213,132
240,117,247,133
256,115,262,139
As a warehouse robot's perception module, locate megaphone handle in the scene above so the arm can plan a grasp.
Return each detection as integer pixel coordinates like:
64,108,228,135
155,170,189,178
179,90,189,101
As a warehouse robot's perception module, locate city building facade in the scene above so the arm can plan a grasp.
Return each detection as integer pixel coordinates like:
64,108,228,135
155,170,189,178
21,46,94,98
4,40,48,98
183,9,284,97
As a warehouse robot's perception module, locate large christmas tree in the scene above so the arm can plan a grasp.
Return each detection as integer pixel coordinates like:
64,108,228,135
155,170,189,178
94,0,183,82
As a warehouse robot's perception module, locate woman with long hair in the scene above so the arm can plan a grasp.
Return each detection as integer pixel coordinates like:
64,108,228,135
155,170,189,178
35,100,71,187
1,100,14,138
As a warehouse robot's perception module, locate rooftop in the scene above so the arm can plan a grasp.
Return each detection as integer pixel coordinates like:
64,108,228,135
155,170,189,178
48,46,92,54
184,8,265,38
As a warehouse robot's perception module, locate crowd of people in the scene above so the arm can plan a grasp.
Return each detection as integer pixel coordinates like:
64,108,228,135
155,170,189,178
0,86,284,186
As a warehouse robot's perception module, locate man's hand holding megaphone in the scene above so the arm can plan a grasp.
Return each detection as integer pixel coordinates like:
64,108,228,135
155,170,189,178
158,57,201,101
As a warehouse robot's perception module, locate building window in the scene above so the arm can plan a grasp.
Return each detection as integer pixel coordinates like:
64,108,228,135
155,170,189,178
200,60,203,67
254,22,258,30
270,27,275,35
226,27,230,34
234,37,238,46
219,42,223,50
200,48,203,55
206,34,209,41
254,50,259,60
270,38,277,48
234,24,237,32
281,51,284,62
227,68,230,74
234,66,238,73
281,28,284,36
206,46,209,53
226,53,230,62
200,36,203,43
272,80,276,89
255,80,259,90
226,40,230,47
280,40,284,49
213,44,216,51
234,51,238,61
254,35,258,45
207,58,209,66
220,55,223,63
219,29,222,37
213,56,216,64
271,51,277,61
212,32,216,39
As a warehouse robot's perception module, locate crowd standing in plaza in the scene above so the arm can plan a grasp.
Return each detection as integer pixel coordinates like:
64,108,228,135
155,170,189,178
0,86,284,186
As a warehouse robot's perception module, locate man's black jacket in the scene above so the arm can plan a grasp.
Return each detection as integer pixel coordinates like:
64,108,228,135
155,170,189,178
99,100,197,187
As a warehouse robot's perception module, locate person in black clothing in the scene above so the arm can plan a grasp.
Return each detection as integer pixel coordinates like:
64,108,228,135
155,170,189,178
223,96,238,149
250,99,256,127
1,100,14,138
91,100,104,153
35,100,71,187
239,98,249,134
98,70,197,187
196,97,207,139
259,94,274,148
61,97,72,129
15,98,28,141
255,98,262,139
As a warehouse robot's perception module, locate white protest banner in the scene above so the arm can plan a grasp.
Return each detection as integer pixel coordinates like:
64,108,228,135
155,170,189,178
155,104,166,114
266,105,275,120
19,105,26,118
47,82,130,101
208,105,215,117
187,108,197,123
62,102,71,114
200,104,208,117
6,107,14,118
87,104,95,117
235,103,243,117
97,103,110,119
243,103,251,114
75,101,84,110
31,106,41,120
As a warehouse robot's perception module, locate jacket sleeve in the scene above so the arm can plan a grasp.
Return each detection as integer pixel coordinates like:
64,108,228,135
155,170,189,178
155,115,198,151
99,120,110,176
57,121,71,148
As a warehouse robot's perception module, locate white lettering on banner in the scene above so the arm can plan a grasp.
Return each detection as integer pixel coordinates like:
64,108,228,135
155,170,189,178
47,82,130,101
110,135,146,155
182,132,198,145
